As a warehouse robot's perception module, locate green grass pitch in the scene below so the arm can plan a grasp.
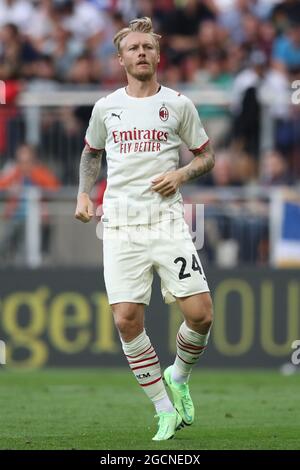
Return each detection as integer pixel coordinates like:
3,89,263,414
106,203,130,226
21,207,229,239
0,368,299,450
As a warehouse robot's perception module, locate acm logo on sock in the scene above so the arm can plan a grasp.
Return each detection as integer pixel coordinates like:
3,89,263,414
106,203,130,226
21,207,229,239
136,372,151,380
0,340,6,365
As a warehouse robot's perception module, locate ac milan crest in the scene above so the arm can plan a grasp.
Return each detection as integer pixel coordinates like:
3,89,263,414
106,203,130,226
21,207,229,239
159,105,169,121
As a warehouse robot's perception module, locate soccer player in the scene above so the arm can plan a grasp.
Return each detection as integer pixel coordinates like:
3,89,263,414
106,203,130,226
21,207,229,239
75,17,214,441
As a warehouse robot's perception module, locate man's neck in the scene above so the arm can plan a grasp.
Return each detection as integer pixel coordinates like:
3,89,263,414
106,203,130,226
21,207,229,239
125,78,160,98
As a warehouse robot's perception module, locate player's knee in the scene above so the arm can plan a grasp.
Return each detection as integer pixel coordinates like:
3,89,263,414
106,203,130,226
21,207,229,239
188,295,213,330
199,295,213,329
188,313,213,334
112,305,141,334
200,309,213,330
114,315,136,333
114,316,134,334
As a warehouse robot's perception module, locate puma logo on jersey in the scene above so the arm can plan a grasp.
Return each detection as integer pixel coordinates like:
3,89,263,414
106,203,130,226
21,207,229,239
111,111,123,120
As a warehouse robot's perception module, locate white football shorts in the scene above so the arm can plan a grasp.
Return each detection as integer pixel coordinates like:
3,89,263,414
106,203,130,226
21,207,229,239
103,217,209,305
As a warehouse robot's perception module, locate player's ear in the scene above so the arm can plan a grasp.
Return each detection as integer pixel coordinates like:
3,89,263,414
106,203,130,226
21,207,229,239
156,47,160,64
118,53,124,67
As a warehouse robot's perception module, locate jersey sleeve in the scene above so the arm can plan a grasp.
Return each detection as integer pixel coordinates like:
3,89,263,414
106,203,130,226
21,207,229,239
85,99,107,151
178,97,209,153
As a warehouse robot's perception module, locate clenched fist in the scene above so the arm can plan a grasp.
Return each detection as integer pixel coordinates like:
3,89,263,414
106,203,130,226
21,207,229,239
75,193,94,223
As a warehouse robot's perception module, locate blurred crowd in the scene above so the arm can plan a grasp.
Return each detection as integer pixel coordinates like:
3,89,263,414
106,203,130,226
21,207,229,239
0,0,299,182
0,0,300,266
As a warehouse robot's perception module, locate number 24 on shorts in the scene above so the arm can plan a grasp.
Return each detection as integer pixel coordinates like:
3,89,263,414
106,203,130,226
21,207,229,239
174,254,206,281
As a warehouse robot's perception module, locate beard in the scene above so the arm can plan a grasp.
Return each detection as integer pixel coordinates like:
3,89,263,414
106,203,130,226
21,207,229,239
126,63,156,81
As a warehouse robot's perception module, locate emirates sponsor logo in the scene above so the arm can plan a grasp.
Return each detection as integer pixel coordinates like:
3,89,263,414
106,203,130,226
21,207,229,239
112,128,168,143
159,105,169,121
112,127,169,154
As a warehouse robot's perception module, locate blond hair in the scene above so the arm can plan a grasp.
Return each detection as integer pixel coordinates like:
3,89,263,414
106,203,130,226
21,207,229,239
113,17,161,53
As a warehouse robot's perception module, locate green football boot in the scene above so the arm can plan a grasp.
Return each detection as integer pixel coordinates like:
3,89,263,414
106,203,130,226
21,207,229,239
152,410,183,441
164,366,195,426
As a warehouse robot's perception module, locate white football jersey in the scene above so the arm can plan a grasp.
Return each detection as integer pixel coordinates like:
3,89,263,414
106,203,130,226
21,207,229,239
85,85,209,226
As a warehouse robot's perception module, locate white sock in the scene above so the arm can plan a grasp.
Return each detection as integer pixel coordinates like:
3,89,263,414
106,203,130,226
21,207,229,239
121,330,174,413
172,322,210,384
153,396,174,414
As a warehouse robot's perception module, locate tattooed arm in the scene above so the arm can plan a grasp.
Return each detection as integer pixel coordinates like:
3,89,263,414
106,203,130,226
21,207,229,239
151,142,215,197
75,144,103,223
179,142,215,183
